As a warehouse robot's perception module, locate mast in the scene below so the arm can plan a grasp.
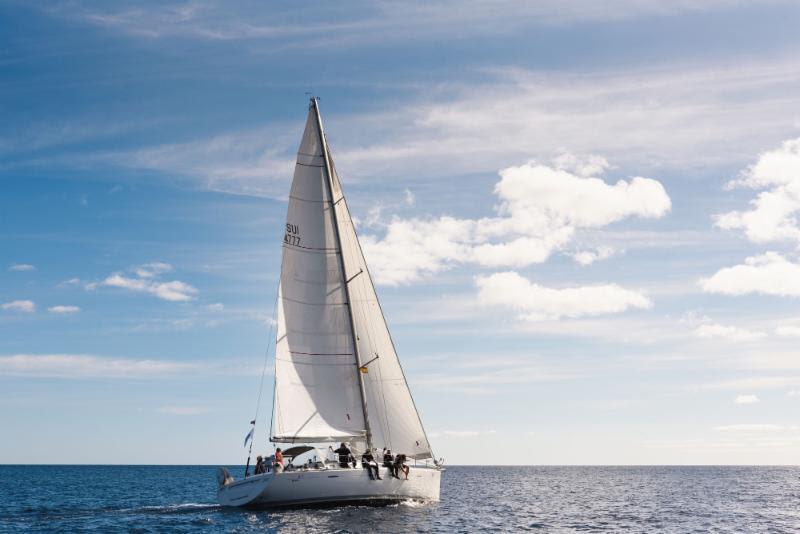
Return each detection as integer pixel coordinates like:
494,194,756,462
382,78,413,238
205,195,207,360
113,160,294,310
311,97,373,451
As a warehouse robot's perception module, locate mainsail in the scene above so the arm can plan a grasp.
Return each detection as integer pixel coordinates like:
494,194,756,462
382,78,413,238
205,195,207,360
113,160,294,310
271,99,433,459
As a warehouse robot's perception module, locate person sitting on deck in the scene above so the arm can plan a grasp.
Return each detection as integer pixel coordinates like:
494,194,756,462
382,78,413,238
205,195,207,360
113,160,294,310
333,442,352,468
361,450,382,480
254,455,265,475
382,448,397,478
274,448,284,473
394,453,409,480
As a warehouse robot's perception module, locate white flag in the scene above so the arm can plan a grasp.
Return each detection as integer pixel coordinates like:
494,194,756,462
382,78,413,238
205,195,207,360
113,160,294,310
243,428,254,448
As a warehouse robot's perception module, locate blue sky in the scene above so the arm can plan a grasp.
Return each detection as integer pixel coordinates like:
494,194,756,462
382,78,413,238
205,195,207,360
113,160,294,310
2,0,800,465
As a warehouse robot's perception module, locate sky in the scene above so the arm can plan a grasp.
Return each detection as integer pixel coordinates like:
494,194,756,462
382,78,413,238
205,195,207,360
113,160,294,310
2,0,800,465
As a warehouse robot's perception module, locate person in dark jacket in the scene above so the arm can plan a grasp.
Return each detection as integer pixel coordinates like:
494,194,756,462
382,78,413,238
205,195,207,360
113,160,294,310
382,448,398,478
254,455,265,475
361,450,382,480
333,443,352,468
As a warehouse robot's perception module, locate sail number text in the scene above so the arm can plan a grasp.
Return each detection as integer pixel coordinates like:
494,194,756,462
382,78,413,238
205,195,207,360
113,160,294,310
284,223,301,246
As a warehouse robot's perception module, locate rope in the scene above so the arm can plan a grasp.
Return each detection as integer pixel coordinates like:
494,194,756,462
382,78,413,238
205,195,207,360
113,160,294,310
245,273,281,477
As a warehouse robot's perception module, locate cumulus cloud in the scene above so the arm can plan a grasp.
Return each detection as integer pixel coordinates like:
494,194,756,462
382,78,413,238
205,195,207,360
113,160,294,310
715,138,800,243
475,271,651,321
0,354,193,379
734,394,760,404
362,157,670,285
693,323,767,342
1,300,35,313
8,263,35,272
86,262,198,302
572,246,615,266
47,305,80,314
700,252,800,297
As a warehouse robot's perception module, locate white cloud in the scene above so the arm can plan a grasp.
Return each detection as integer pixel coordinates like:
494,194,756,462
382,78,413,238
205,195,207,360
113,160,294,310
8,263,35,272
1,300,35,313
50,1,753,45
775,325,800,337
206,303,225,311
700,252,800,297
47,305,80,315
715,138,800,243
0,354,193,379
98,274,198,301
68,54,800,204
572,246,615,266
134,261,173,278
734,394,760,404
475,271,652,321
362,157,670,285
87,263,198,302
693,323,767,342
157,406,209,416
789,390,799,397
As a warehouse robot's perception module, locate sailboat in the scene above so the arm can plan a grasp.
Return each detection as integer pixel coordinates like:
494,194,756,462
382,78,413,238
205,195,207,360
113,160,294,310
216,98,442,508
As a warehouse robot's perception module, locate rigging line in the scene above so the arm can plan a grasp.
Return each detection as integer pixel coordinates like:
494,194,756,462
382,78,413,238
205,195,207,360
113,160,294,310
252,285,280,450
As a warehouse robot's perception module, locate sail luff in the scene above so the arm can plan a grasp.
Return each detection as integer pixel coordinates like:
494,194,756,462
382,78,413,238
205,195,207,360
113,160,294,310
311,97,374,452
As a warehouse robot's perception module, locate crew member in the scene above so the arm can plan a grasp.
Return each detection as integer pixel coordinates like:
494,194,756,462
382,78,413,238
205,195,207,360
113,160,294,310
333,442,353,468
362,450,382,480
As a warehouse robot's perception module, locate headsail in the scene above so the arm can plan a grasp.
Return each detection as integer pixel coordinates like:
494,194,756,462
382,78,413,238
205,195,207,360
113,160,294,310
272,99,433,459
329,159,433,459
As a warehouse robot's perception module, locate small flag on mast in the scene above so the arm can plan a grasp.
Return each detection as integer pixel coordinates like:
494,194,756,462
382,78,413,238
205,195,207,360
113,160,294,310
243,428,254,448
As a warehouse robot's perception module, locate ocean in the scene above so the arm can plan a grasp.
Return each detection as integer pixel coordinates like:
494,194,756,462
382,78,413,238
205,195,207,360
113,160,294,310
1,465,798,532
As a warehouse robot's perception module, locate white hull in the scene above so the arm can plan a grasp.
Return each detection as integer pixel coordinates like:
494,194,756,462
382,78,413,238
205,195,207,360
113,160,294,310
218,466,441,508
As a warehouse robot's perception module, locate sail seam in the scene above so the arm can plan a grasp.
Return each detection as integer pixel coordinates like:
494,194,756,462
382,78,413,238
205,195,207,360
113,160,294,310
282,243,339,252
295,162,326,168
288,195,331,204
278,360,352,367
281,296,347,307
286,351,354,356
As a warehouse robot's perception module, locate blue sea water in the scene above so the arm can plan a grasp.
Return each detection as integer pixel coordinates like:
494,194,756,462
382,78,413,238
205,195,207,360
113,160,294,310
0,465,798,532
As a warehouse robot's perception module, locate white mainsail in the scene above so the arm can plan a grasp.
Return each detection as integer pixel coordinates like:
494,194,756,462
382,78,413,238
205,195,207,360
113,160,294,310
272,100,433,459
271,109,367,443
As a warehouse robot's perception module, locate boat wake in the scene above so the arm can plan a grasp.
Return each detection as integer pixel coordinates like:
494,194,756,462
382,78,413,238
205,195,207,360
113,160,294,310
133,503,221,515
